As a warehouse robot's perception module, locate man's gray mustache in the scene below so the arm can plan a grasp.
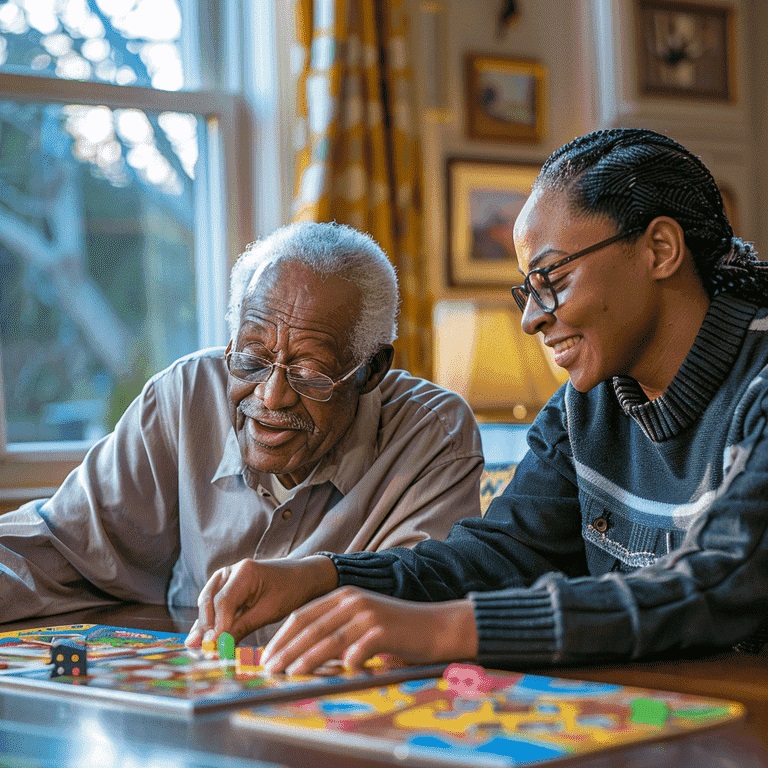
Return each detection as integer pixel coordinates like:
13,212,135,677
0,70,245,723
238,402,314,433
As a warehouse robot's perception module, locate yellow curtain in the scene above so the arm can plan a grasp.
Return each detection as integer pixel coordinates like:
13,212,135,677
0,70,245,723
292,0,431,377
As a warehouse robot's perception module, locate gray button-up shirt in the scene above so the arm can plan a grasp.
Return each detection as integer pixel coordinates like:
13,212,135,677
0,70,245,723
0,349,483,621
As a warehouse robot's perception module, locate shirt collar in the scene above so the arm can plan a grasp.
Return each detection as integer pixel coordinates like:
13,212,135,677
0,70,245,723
212,427,245,483
211,386,382,494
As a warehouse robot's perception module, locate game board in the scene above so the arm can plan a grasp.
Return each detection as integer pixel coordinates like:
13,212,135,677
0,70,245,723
232,663,745,767
0,624,444,715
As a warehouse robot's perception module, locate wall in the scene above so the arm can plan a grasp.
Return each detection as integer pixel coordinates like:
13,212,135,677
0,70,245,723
411,0,599,306
749,0,768,253
409,0,762,416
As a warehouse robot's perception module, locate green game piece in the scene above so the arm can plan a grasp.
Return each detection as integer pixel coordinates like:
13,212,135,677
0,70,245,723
630,697,669,726
217,632,235,660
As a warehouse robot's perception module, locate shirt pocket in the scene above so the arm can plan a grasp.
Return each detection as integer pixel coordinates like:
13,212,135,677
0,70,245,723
580,497,666,575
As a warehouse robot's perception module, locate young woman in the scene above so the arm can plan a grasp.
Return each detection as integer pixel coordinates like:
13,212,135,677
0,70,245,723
188,128,768,675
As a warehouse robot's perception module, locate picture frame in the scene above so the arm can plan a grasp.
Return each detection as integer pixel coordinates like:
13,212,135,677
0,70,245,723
447,158,540,288
635,1,734,101
464,55,546,143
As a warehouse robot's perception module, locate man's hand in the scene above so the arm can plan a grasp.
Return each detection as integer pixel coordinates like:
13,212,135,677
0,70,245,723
259,587,478,674
186,555,339,646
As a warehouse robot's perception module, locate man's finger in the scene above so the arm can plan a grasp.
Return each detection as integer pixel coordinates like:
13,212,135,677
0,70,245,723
228,606,268,643
185,620,203,648
195,567,230,631
211,576,255,635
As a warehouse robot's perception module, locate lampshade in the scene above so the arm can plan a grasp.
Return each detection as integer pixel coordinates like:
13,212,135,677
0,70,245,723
433,301,567,422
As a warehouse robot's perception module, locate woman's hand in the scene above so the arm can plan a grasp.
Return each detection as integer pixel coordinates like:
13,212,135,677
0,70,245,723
260,587,478,674
186,555,339,646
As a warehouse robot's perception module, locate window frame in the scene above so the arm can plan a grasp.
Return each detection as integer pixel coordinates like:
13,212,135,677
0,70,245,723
0,71,254,501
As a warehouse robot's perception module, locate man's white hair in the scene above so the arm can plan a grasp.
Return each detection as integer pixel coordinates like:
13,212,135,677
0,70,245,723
227,222,399,363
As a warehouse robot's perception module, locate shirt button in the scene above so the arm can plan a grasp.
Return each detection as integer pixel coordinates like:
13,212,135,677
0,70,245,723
592,516,609,533
282,508,292,521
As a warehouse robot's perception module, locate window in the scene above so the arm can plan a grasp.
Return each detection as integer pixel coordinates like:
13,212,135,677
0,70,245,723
0,0,186,88
0,0,289,501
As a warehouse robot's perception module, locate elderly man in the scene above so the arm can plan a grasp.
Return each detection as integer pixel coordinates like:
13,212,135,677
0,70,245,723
0,222,483,622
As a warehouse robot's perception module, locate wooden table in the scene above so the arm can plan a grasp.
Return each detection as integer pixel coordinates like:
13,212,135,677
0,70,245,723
0,603,766,768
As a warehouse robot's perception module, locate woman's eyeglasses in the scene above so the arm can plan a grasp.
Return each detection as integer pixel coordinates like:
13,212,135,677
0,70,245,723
511,229,642,314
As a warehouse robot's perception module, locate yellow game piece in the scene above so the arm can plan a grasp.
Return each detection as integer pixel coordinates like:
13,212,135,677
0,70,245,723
201,638,217,657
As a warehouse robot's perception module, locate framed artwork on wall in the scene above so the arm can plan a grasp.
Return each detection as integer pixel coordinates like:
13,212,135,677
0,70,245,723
447,158,540,288
464,54,546,142
635,1,734,101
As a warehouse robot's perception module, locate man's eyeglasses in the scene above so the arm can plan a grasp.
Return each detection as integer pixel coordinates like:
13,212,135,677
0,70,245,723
511,229,642,313
225,351,365,402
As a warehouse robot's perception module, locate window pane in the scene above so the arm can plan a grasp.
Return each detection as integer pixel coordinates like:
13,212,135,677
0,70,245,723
0,100,202,444
0,0,186,90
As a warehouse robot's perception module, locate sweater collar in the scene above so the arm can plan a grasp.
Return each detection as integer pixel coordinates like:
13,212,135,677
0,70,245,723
612,294,757,441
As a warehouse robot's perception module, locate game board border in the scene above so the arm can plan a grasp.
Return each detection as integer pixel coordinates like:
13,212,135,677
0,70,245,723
230,673,747,767
0,624,446,716
0,661,449,715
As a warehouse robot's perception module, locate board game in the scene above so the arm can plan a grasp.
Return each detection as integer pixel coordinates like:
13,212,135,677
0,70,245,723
233,663,745,767
0,624,444,715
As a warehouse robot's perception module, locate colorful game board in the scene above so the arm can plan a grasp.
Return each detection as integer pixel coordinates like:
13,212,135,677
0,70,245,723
0,624,443,714
232,663,745,767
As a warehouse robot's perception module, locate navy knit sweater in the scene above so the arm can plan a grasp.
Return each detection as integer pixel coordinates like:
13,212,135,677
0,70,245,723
330,294,768,666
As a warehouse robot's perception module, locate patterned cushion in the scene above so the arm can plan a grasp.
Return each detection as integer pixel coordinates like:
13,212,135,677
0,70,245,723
480,463,517,515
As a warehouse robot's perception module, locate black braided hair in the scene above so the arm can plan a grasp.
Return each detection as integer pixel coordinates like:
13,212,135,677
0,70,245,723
534,128,768,303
